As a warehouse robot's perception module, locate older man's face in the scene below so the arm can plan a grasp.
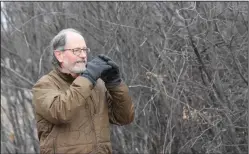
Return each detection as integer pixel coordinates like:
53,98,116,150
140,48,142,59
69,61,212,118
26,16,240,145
61,33,88,74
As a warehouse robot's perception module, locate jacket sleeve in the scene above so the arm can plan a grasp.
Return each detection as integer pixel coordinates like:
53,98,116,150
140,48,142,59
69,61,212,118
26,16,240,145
32,76,93,125
107,82,135,125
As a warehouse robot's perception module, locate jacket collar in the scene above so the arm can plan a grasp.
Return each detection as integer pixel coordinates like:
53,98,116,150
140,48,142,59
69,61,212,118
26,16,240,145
53,68,75,83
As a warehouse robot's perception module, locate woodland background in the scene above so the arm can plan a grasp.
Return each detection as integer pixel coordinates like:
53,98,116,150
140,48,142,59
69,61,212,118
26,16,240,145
1,2,248,154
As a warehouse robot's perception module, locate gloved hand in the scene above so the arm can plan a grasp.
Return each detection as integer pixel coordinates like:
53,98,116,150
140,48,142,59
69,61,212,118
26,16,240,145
81,56,112,86
98,54,122,87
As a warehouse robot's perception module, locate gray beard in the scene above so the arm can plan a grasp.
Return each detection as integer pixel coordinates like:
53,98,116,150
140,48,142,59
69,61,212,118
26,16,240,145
70,67,86,74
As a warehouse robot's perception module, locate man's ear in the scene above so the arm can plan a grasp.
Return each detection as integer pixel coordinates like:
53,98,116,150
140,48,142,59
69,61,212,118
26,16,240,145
54,50,63,62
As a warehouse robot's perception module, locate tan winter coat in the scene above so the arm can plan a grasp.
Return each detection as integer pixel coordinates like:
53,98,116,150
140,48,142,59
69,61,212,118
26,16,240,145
32,69,134,154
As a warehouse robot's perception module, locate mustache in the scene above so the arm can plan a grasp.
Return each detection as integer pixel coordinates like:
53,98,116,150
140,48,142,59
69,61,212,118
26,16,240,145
75,60,86,63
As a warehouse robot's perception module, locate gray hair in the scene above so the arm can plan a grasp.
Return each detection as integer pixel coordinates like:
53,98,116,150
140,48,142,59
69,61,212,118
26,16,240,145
50,28,83,68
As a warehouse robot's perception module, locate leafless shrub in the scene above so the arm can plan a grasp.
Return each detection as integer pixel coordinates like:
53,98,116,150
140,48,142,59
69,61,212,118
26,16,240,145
1,2,248,153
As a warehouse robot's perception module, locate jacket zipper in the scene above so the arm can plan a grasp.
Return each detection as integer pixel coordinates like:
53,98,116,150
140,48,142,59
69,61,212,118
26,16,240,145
89,98,98,152
53,137,56,154
53,133,58,154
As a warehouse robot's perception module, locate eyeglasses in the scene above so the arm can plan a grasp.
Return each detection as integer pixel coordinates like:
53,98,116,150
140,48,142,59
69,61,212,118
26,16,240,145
62,47,90,56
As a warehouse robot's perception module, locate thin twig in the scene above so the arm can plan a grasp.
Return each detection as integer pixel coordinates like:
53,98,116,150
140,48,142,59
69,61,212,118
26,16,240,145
1,64,34,86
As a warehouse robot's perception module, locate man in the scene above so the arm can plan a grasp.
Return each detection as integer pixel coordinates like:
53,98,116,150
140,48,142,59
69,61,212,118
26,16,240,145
32,28,134,154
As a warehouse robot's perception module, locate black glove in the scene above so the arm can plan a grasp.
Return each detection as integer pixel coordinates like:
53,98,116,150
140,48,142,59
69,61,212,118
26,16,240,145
98,54,122,87
81,56,112,86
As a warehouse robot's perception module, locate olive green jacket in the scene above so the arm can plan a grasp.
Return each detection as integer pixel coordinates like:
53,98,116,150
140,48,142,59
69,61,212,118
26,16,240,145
32,69,134,154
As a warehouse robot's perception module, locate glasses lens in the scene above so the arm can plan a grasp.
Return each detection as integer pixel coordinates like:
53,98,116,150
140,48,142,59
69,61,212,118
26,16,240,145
73,48,81,55
72,48,90,55
83,48,90,53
